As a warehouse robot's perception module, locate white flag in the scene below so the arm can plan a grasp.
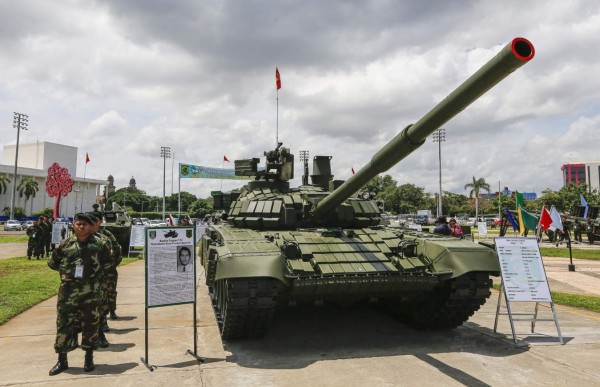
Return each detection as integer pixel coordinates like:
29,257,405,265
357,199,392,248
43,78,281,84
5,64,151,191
549,206,563,231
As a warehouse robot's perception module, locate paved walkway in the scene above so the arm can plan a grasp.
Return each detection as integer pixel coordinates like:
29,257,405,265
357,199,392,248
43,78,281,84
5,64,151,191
1,242,600,385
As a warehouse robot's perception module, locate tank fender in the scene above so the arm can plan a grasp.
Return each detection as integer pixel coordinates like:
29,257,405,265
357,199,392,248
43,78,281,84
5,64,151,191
422,242,501,278
215,253,290,286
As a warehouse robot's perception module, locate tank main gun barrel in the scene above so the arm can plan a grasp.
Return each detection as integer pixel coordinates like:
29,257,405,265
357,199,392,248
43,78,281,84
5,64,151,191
313,37,535,216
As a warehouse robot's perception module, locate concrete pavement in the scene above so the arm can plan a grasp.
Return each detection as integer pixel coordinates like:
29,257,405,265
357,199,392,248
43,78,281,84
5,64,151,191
1,247,600,385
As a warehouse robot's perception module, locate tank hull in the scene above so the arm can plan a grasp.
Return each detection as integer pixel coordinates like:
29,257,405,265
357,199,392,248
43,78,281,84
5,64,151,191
201,225,499,339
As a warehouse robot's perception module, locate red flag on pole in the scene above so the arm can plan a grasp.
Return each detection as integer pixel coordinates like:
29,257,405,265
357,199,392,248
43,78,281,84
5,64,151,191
85,153,90,164
351,167,355,175
540,206,552,230
224,155,230,162
275,67,281,90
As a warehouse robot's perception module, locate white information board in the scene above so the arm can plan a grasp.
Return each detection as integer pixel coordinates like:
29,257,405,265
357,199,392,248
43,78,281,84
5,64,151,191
51,222,69,244
494,237,552,302
477,221,488,237
130,225,146,247
146,227,195,307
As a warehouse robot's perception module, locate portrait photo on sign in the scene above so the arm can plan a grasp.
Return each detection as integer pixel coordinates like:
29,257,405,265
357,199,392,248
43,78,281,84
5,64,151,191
177,246,193,272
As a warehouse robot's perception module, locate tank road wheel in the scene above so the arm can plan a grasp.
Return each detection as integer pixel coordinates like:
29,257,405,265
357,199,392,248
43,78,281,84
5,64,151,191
210,278,280,340
391,272,492,330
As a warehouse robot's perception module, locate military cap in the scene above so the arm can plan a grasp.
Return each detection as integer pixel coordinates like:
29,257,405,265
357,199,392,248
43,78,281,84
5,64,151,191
86,213,100,223
74,213,95,224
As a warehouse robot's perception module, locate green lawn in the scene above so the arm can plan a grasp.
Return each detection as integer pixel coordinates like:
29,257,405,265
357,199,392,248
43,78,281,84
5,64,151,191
492,284,600,313
0,256,139,325
0,235,28,243
539,247,600,260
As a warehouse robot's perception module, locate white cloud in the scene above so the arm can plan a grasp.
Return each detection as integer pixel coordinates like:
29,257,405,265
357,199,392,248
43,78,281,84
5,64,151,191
1,0,600,200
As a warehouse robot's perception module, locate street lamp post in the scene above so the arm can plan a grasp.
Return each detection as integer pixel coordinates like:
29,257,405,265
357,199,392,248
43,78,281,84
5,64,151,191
141,200,147,218
432,128,446,218
161,146,171,221
10,112,28,220
74,189,80,215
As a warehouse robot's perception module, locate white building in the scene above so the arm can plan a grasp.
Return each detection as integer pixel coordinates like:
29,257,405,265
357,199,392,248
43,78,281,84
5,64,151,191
0,141,104,218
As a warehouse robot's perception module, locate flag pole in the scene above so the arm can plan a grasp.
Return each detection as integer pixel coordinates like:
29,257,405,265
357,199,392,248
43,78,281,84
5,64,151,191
220,158,224,191
178,163,181,221
276,88,279,146
81,160,87,212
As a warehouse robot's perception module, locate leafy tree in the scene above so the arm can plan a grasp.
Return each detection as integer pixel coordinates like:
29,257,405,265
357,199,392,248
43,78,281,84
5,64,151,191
363,175,397,197
3,206,25,219
34,208,54,217
532,184,600,213
188,198,213,219
380,183,428,214
165,192,198,212
442,191,470,216
464,176,490,219
0,176,10,195
17,177,39,215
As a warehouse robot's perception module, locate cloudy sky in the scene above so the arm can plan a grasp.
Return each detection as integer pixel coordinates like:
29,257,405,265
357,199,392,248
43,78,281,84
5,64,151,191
1,0,599,199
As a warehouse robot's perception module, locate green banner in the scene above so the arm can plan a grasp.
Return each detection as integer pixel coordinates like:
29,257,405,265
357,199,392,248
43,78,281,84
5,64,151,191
179,163,253,180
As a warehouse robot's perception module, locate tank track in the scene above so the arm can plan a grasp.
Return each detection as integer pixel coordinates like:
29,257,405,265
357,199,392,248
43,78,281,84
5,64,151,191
210,278,280,340
390,272,492,330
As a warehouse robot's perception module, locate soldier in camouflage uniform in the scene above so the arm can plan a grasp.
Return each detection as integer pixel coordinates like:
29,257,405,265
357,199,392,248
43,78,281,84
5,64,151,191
87,214,117,347
38,215,50,258
26,219,44,260
47,213,113,376
93,214,122,320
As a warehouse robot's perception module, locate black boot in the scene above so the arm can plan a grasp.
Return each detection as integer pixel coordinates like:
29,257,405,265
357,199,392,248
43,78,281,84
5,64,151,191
101,318,110,332
49,353,68,376
98,330,109,348
84,349,95,372
110,310,118,320
27,256,31,260
68,334,79,350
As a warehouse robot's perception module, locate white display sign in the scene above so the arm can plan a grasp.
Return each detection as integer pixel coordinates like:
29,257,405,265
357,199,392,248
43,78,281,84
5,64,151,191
477,221,488,236
146,227,196,307
130,225,146,247
408,224,423,231
494,237,552,302
51,222,69,244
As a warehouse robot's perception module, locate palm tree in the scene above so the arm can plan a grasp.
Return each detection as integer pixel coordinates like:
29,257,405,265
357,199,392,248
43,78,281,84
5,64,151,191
17,177,39,215
0,176,10,195
464,176,491,223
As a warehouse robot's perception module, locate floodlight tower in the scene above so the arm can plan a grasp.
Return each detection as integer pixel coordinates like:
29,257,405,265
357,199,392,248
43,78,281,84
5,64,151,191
10,112,28,220
432,128,446,218
161,146,171,220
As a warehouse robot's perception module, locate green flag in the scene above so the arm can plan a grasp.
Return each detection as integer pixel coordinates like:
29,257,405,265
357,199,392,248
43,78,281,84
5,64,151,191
516,191,524,208
520,207,539,230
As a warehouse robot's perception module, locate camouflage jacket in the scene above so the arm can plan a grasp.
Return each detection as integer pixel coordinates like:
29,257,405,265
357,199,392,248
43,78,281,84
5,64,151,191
48,234,113,282
98,229,122,268
26,225,43,241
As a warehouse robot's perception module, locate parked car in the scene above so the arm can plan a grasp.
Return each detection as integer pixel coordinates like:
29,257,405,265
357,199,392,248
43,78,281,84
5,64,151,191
4,220,22,231
21,221,34,231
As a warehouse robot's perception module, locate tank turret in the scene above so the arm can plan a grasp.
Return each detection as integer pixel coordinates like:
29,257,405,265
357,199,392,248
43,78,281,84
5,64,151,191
201,38,535,340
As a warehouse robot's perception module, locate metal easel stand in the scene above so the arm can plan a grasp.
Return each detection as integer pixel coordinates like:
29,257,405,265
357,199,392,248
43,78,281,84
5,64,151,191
494,282,564,345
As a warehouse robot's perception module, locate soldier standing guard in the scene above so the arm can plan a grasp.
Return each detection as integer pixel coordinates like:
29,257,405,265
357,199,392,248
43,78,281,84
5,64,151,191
47,213,113,376
95,215,122,321
26,219,44,260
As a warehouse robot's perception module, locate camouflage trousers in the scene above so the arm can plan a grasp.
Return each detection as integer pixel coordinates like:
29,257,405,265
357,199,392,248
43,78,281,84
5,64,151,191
106,272,118,312
27,240,44,258
54,280,101,353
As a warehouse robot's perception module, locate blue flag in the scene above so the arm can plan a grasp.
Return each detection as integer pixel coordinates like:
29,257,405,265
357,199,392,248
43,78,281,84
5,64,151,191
581,194,589,218
505,207,518,231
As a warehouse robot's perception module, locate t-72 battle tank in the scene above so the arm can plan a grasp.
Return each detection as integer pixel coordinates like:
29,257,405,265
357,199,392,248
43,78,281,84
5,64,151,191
199,37,535,340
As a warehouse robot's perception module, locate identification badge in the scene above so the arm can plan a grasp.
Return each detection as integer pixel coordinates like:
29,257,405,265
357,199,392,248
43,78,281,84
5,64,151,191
75,264,84,278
